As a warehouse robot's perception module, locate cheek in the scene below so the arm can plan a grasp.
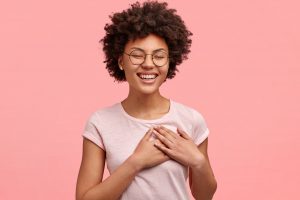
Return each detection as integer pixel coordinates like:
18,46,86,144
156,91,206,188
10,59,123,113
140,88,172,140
124,67,138,81
161,67,169,76
122,57,132,67
124,70,135,80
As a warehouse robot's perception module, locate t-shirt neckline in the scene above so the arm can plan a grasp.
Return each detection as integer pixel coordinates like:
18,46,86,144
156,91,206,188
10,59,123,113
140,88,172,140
118,99,173,123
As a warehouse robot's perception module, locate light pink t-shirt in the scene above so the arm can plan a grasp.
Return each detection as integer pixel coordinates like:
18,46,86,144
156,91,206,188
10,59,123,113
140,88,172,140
82,99,209,200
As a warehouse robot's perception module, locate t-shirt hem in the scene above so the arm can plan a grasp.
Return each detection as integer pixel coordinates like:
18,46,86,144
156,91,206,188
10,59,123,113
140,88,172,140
82,132,106,151
194,128,209,146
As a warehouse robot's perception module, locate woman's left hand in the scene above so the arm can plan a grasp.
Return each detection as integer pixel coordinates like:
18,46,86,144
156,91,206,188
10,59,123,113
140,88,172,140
153,126,206,168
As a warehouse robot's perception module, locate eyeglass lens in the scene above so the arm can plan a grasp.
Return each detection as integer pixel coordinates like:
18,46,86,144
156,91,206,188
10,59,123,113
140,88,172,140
129,49,168,67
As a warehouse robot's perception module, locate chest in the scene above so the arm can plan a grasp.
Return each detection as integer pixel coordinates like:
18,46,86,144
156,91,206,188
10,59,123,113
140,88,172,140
102,121,192,173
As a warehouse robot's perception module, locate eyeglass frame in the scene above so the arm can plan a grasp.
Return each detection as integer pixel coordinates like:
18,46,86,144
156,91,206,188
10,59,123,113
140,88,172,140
123,48,170,67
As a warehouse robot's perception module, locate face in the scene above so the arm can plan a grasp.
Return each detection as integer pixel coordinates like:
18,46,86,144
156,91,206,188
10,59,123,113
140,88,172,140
119,34,169,95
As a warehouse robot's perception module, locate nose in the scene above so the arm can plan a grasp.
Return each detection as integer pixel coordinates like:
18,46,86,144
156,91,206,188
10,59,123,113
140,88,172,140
142,54,155,67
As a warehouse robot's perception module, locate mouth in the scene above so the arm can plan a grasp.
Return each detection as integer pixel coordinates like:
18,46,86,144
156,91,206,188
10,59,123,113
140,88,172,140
136,73,159,80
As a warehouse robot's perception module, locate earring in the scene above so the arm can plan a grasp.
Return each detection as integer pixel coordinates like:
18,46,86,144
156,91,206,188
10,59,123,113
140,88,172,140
119,66,123,70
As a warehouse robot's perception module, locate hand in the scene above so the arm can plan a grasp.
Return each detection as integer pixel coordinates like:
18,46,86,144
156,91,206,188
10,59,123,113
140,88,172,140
130,127,170,171
153,126,205,168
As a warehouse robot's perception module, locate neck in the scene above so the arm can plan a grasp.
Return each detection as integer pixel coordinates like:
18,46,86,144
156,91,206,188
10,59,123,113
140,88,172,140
121,88,169,115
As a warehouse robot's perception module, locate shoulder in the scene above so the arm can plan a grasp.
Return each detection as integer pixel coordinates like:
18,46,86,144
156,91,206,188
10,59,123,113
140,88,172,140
172,100,203,119
86,102,121,125
171,99,208,129
171,100,209,144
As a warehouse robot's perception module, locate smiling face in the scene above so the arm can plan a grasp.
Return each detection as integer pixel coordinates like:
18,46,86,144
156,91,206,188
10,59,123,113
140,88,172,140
119,34,169,95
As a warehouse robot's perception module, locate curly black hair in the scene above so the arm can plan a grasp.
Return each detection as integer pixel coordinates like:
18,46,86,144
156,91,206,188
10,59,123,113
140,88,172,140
100,0,192,82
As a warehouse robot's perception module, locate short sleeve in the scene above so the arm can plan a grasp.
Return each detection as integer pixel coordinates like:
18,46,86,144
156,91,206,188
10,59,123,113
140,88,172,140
191,110,210,146
82,112,105,151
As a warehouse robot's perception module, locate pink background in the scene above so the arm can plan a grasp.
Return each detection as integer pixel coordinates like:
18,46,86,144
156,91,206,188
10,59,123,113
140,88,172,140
0,0,299,199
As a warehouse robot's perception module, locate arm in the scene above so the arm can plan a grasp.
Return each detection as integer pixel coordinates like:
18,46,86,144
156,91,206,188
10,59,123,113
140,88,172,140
76,138,141,200
189,138,217,200
76,128,169,200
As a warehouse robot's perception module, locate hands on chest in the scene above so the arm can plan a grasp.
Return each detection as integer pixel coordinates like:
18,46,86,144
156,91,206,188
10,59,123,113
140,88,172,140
129,125,206,172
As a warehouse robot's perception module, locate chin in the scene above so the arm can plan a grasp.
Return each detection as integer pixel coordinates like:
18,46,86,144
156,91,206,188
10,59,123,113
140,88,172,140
140,88,159,95
135,85,160,95
129,78,164,95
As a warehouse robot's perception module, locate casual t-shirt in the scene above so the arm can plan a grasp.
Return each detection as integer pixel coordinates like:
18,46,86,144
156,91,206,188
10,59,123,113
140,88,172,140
82,99,210,200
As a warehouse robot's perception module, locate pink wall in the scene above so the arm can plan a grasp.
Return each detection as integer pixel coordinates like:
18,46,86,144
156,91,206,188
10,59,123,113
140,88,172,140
0,0,299,199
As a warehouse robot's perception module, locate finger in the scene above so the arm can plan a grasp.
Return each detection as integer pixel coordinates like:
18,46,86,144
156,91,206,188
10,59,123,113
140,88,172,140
154,140,173,156
154,138,162,145
143,127,154,141
154,126,177,141
177,128,190,140
154,139,168,150
153,129,174,148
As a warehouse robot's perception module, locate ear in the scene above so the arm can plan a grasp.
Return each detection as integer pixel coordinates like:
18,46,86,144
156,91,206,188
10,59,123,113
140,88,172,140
118,56,124,70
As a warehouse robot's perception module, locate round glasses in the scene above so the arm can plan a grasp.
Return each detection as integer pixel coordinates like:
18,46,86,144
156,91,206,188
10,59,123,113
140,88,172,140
123,49,169,67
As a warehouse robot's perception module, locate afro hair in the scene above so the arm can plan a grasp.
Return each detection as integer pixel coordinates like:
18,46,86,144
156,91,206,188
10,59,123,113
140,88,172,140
100,1,193,82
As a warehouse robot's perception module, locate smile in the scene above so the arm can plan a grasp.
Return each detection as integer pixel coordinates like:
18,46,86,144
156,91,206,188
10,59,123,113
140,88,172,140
136,73,158,80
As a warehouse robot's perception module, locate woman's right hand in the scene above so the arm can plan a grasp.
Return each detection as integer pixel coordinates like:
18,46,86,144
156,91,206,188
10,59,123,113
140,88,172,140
129,127,170,170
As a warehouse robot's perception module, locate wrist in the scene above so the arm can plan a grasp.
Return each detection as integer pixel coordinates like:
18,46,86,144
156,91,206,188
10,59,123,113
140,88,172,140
190,155,207,170
126,155,144,173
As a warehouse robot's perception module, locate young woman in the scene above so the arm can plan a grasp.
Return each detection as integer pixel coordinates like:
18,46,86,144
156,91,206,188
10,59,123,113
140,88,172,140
76,1,217,200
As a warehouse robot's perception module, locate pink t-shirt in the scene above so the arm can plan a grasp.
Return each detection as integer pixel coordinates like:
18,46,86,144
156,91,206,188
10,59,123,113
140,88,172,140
82,99,209,200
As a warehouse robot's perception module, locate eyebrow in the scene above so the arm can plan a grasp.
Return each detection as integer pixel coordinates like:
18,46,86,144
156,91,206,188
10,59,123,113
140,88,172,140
129,47,168,52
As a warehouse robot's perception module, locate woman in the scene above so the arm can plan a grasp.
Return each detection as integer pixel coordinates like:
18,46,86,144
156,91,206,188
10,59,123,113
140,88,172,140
76,1,217,200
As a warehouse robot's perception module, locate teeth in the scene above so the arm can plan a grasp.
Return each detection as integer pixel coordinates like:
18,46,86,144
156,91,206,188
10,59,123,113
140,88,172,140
139,74,157,79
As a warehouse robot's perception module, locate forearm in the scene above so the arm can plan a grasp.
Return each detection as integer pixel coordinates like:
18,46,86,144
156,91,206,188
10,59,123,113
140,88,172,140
190,161,217,200
82,156,141,200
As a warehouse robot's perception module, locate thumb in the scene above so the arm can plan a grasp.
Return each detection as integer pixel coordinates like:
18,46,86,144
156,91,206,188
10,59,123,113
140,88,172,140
177,128,190,140
143,127,154,141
